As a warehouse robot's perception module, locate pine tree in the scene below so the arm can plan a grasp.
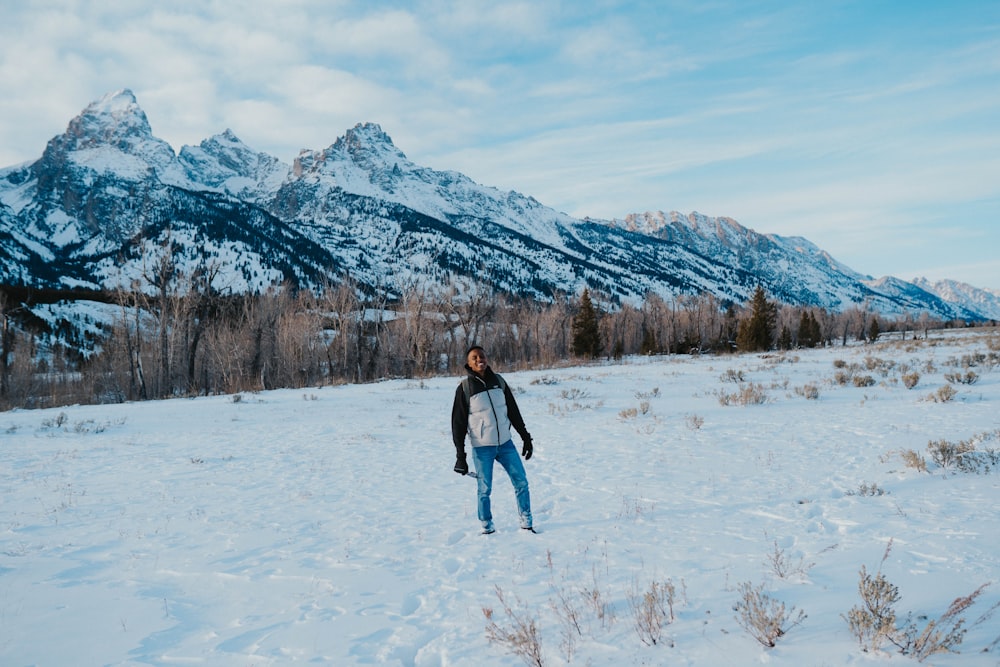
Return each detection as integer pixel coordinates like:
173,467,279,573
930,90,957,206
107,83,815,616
736,286,776,352
571,288,603,358
639,327,658,355
798,310,821,348
868,317,881,343
778,325,793,350
809,311,822,347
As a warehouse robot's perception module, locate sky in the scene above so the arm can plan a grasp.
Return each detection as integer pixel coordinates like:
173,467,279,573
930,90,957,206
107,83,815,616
1,1,999,289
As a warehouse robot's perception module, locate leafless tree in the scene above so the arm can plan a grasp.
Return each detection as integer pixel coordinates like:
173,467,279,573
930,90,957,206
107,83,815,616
0,292,13,402
321,278,362,382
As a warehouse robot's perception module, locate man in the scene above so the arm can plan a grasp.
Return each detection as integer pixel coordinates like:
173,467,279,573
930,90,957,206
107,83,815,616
451,345,536,534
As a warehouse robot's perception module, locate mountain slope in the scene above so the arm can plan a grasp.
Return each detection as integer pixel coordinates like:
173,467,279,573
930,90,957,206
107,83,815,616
912,277,1000,321
0,89,992,321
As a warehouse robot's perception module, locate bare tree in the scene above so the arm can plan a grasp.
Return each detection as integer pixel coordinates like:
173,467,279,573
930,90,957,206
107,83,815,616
321,278,362,382
447,280,496,353
393,281,440,378
0,292,13,402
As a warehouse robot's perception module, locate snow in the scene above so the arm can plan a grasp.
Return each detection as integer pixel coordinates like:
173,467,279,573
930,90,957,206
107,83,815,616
0,165,37,214
2,329,999,666
90,89,142,116
44,209,83,247
73,146,153,181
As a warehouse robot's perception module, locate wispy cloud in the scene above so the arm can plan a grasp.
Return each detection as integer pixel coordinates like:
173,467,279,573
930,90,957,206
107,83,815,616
1,0,998,287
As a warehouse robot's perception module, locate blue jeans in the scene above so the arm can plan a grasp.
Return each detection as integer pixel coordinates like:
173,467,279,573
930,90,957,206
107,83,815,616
472,440,532,529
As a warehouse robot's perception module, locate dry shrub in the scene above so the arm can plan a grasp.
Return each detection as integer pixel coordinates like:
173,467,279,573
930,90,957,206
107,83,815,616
927,430,1000,474
902,372,920,389
716,382,769,406
927,438,975,470
483,585,544,667
734,581,806,648
955,352,988,369
560,387,589,400
844,540,997,659
549,585,582,662
899,449,928,472
944,370,979,385
794,382,820,399
865,356,896,376
853,374,877,388
685,413,704,430
619,406,638,420
846,481,887,497
627,578,677,646
720,368,746,383
765,539,815,580
845,563,900,653
896,584,993,661
929,385,958,403
581,567,616,631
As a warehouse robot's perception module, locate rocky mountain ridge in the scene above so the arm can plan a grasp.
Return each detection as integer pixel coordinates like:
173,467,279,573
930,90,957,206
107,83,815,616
1,89,997,322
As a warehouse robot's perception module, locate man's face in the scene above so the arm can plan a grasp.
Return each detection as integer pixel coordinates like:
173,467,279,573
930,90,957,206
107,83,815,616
467,349,488,374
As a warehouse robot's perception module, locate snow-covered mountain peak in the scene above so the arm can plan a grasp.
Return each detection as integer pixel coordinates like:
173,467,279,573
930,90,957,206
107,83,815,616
37,88,178,184
177,129,287,200
333,122,400,155
194,129,276,171
1,90,995,322
618,210,757,247
326,122,410,179
64,89,155,151
912,277,1000,320
87,88,142,116
287,123,427,205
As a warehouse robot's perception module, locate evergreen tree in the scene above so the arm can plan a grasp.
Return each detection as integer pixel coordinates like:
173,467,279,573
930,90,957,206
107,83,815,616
797,311,812,348
798,310,822,348
571,288,602,358
736,286,776,352
809,311,822,347
778,325,793,350
639,327,658,355
868,317,881,343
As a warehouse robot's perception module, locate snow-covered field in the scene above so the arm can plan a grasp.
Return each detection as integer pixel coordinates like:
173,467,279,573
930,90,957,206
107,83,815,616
2,329,999,666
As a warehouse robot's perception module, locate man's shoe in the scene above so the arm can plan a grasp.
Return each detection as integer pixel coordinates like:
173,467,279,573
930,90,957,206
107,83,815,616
521,526,539,534
482,527,496,535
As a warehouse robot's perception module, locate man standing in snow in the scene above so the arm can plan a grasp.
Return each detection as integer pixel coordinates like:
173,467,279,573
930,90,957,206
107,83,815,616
451,345,535,534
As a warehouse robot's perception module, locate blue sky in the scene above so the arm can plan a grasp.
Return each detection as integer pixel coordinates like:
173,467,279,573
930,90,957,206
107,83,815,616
2,1,998,289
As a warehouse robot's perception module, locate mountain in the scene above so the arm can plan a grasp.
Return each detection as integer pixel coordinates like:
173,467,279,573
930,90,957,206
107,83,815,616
0,89,993,322
911,277,1000,321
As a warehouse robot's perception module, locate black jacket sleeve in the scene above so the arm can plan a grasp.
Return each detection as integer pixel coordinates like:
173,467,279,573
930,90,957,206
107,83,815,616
451,384,468,453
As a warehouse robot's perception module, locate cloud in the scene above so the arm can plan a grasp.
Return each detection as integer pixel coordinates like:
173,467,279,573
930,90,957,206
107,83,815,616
1,0,999,287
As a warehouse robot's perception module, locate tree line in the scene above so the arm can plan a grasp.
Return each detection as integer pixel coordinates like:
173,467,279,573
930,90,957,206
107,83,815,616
0,277,959,411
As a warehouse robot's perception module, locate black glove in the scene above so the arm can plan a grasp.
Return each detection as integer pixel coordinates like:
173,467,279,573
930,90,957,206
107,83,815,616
454,452,469,475
521,439,533,460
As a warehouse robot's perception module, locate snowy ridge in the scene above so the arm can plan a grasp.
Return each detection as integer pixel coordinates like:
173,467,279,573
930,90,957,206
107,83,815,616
912,277,1000,321
177,129,288,202
0,90,994,321
55,89,183,184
